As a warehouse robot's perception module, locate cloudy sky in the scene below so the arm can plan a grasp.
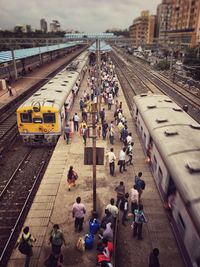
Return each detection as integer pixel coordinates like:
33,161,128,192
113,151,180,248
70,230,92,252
0,0,161,32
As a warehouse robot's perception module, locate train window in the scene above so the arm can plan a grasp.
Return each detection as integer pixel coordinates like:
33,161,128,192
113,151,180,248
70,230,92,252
20,113,32,123
153,156,157,172
178,212,186,230
158,167,163,180
43,113,55,123
33,117,43,123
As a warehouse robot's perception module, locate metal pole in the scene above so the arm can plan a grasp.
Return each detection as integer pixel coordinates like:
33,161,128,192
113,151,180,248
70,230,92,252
92,107,97,212
11,48,18,80
170,45,174,80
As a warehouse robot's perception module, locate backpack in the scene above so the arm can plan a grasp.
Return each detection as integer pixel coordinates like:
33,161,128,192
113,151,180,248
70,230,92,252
140,180,146,190
18,234,32,255
135,212,145,224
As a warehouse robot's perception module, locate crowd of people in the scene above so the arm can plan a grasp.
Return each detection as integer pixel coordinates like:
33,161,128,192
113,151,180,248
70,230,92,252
15,57,160,267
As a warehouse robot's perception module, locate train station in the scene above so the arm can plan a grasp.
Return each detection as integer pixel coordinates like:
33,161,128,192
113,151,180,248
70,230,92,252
0,7,200,267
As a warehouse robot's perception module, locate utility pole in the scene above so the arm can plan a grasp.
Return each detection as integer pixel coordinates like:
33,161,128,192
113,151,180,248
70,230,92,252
170,44,174,80
95,38,101,114
92,38,100,213
11,48,18,80
92,105,97,213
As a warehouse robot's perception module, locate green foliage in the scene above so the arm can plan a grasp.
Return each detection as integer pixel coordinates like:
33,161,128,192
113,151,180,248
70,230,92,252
105,29,129,38
155,60,170,70
183,46,200,80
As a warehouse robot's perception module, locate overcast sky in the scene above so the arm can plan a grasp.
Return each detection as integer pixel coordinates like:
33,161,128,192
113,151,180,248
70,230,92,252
0,0,161,32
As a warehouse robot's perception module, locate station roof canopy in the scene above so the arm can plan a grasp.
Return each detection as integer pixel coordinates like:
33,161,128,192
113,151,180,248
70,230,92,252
88,41,112,53
0,42,79,64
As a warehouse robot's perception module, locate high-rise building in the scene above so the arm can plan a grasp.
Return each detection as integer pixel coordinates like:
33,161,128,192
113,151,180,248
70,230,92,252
50,20,61,32
167,0,200,46
156,0,173,44
129,11,156,47
40,19,47,33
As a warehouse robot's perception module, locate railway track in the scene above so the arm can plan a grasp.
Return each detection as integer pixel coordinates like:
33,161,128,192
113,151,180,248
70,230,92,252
112,49,200,123
0,146,53,266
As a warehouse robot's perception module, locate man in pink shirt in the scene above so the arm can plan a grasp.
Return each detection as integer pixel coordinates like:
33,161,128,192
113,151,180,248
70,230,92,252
72,197,86,232
130,185,139,221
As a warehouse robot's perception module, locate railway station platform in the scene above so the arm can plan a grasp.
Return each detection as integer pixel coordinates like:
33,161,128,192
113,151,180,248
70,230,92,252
6,57,184,267
0,48,81,109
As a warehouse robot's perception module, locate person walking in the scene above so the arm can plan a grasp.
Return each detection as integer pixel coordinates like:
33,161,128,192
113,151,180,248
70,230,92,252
102,120,109,140
67,166,78,191
82,125,88,146
73,113,80,131
118,147,127,173
115,181,125,207
49,224,66,254
130,185,139,221
149,248,160,267
121,193,129,226
126,133,132,147
107,148,116,176
126,142,134,165
106,198,119,219
15,226,36,267
8,85,13,96
109,121,115,145
133,204,147,240
135,172,145,202
64,124,70,144
99,108,105,124
72,196,86,232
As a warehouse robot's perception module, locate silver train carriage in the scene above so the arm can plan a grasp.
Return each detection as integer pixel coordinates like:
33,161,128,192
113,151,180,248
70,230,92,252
133,93,200,267
17,51,88,145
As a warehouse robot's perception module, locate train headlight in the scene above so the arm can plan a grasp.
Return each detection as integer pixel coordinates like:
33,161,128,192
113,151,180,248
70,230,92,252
23,129,29,133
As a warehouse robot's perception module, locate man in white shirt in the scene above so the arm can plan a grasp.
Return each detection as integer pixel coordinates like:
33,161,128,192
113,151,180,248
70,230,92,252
106,198,119,218
73,113,80,131
107,148,116,176
109,121,115,145
119,147,127,173
130,185,139,220
126,133,132,146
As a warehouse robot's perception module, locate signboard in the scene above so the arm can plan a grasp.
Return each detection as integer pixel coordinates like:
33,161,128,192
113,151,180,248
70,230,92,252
84,147,104,165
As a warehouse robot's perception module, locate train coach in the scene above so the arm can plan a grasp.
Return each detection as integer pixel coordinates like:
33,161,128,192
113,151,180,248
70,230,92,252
133,93,200,267
16,51,88,145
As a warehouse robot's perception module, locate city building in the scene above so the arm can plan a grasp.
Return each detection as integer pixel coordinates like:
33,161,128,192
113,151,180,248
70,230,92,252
50,20,61,32
40,18,47,33
167,0,200,47
156,0,173,44
129,11,156,47
14,24,32,33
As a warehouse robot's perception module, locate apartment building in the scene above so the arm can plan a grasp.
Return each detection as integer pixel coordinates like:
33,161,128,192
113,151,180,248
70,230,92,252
168,0,200,46
129,11,156,47
156,0,173,44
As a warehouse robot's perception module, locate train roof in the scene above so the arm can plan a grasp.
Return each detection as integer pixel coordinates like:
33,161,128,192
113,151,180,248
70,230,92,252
133,93,200,233
17,51,88,111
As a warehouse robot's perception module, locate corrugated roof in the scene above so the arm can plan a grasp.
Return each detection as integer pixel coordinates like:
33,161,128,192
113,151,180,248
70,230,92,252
88,41,112,53
0,42,79,64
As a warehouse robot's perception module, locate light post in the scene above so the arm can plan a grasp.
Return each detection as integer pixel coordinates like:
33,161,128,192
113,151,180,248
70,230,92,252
11,48,18,80
92,106,97,213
